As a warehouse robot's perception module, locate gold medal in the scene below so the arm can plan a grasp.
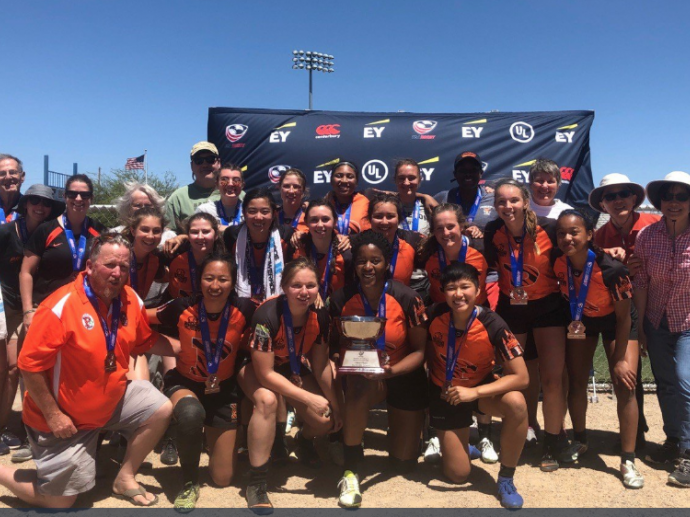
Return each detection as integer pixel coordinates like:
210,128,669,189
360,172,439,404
290,374,303,388
104,351,117,373
205,374,221,394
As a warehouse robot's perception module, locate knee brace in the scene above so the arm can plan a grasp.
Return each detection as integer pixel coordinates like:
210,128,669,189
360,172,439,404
173,396,206,438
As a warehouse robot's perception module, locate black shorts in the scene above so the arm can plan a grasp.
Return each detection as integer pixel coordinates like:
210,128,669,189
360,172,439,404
428,382,483,431
3,307,22,342
579,312,617,341
385,367,429,411
496,292,568,335
275,360,313,382
163,369,240,429
629,303,639,341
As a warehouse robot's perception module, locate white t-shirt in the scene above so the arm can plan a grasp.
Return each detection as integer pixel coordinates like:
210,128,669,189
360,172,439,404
196,200,243,226
531,198,573,219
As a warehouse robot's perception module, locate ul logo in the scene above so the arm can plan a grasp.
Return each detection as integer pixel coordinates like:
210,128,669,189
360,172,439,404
362,159,389,185
316,124,340,136
510,122,534,143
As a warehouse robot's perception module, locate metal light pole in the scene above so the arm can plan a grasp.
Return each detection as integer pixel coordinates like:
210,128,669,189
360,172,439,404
292,50,335,110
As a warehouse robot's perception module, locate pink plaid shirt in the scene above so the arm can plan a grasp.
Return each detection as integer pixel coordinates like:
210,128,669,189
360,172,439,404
633,218,690,332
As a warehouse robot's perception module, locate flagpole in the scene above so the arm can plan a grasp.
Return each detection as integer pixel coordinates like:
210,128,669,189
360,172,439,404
144,149,148,184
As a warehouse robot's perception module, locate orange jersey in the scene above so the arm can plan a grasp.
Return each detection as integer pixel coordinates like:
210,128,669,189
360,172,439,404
18,272,158,433
425,244,488,305
127,251,166,300
279,206,308,232
168,251,199,299
157,295,254,382
330,192,371,234
426,304,523,388
553,252,632,319
248,295,330,367
329,280,427,366
389,230,420,287
294,243,351,298
484,216,559,301
594,212,660,265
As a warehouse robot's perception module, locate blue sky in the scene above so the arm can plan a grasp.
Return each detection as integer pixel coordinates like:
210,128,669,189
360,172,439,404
2,1,689,192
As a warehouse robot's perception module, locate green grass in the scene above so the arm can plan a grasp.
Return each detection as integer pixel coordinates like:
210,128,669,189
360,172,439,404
591,339,655,385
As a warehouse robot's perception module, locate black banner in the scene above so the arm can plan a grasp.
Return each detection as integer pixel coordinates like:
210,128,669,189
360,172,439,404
208,108,594,207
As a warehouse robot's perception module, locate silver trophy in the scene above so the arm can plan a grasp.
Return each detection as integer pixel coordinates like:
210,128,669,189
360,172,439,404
338,316,387,375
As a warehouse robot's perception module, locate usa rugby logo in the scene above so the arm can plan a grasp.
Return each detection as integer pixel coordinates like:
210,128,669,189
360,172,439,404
226,124,248,143
412,120,437,140
268,165,290,184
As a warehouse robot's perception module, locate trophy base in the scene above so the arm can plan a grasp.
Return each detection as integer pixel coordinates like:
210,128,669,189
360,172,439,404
338,348,384,375
338,366,386,375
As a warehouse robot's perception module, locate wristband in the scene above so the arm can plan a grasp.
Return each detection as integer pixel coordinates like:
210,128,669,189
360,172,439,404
23,309,36,316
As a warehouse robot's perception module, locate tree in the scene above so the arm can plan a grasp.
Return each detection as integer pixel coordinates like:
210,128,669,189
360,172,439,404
90,169,179,205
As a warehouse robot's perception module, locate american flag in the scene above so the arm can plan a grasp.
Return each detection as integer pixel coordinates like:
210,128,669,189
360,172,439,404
125,155,145,170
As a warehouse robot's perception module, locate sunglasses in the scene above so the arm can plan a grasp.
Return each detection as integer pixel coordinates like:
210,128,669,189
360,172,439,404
27,196,54,207
192,156,219,165
65,190,93,200
661,191,690,203
219,177,243,186
602,190,633,202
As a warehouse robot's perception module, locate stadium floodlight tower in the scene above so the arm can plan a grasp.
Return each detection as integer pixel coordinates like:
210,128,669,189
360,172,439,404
292,50,335,110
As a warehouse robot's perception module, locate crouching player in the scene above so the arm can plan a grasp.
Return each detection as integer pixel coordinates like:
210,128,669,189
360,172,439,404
426,262,529,509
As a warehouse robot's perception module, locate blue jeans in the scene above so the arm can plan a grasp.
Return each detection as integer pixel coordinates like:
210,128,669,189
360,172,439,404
644,316,690,450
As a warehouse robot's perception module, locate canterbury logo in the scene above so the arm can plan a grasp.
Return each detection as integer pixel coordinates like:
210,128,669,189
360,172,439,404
316,124,340,136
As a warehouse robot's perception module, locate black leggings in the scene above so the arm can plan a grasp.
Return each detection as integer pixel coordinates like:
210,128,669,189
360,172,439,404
173,397,206,484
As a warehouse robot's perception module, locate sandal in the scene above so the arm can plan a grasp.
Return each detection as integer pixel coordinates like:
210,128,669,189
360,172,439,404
112,486,159,507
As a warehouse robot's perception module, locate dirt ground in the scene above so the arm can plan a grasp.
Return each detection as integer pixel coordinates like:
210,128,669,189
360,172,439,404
0,393,687,509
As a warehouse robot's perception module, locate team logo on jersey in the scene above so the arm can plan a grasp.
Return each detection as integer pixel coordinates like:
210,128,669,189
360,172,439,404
82,314,95,330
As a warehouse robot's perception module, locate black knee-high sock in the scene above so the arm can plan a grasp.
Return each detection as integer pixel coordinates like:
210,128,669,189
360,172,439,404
343,444,364,474
174,397,206,484
248,460,270,486
478,423,491,441
498,465,516,478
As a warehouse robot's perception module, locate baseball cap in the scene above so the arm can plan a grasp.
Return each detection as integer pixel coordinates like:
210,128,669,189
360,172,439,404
190,141,219,158
454,152,482,170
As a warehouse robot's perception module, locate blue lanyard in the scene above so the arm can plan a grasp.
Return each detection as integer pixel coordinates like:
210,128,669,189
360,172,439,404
130,251,139,293
279,207,303,229
446,308,478,384
216,200,242,226
438,236,469,271
63,214,88,272
567,250,596,322
199,298,232,376
358,281,388,352
335,199,352,235
506,226,525,288
312,242,334,300
247,236,269,297
17,218,29,244
83,276,121,355
401,199,421,232
187,252,199,294
455,188,482,224
282,298,307,379
389,234,400,277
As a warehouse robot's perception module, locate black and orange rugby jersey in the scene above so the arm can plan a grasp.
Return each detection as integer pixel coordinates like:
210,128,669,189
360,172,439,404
424,244,488,305
168,251,203,299
24,217,106,304
329,192,371,234
388,229,420,286
483,216,559,301
248,294,330,367
552,252,632,319
157,294,254,383
329,280,427,366
426,304,523,389
127,250,167,300
293,243,352,298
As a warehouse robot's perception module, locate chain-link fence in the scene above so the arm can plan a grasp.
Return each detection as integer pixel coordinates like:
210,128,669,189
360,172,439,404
592,341,655,390
89,205,122,230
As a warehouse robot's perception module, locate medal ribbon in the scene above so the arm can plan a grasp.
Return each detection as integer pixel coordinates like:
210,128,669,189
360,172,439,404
358,281,388,352
282,298,307,380
567,249,596,322
17,217,29,244
389,234,400,277
199,298,232,376
187,252,199,294
63,214,88,272
438,235,469,271
446,307,478,384
83,276,121,357
216,200,242,226
335,199,352,235
506,226,526,288
279,207,303,229
401,199,421,232
246,235,267,297
312,242,334,300
456,188,482,224
129,251,138,293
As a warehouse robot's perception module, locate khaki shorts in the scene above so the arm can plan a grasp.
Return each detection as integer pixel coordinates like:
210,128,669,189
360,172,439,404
27,380,168,497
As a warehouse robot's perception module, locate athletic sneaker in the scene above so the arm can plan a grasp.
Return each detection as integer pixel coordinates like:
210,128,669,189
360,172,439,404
620,460,644,489
328,439,345,466
540,451,559,472
160,437,179,466
337,470,362,508
290,432,322,468
285,409,296,434
424,436,441,464
246,481,273,513
497,476,524,509
646,439,680,465
668,457,690,488
11,439,33,463
571,440,589,458
525,427,538,448
469,444,481,461
174,482,200,512
477,437,499,464
1,429,21,449
0,440,9,456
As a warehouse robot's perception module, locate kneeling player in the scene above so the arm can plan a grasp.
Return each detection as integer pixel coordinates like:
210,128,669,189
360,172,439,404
426,262,529,509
